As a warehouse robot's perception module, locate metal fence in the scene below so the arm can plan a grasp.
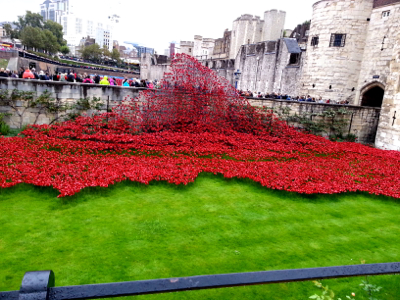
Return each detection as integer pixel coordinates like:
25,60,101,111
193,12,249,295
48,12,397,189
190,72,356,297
1,263,398,300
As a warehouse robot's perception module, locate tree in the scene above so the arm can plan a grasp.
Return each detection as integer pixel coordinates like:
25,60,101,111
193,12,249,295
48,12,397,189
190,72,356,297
14,11,44,32
60,45,70,55
13,11,65,53
3,23,19,39
44,20,66,46
79,44,103,63
111,48,121,62
102,45,111,58
20,26,44,51
42,30,59,54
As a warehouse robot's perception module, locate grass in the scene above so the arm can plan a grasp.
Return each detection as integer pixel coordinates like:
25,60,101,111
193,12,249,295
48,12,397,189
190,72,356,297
2,127,25,137
0,173,399,299
0,59,9,69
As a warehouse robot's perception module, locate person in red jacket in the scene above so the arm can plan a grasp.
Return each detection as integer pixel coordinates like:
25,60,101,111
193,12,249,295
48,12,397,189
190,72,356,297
22,68,35,79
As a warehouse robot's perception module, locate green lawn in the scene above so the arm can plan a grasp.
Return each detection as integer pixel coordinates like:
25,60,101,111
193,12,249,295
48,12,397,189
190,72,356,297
0,174,399,299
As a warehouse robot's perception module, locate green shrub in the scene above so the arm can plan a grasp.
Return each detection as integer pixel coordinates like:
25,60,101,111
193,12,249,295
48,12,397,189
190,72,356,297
0,113,11,135
0,122,10,135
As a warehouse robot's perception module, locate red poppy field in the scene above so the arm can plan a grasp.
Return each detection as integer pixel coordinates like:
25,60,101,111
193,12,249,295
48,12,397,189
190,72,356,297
1,54,400,198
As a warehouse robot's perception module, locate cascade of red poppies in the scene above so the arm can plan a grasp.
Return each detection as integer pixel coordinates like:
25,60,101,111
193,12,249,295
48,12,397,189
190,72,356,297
1,54,400,198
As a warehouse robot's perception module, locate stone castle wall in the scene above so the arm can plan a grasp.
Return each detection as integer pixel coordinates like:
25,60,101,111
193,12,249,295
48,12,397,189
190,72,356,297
248,97,381,144
0,51,18,60
0,78,381,145
140,53,170,81
375,28,400,150
300,0,374,103
355,2,400,104
0,77,145,128
235,39,302,95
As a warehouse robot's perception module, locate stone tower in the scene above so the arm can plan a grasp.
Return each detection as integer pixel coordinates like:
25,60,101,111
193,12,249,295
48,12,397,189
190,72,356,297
230,14,264,59
373,0,400,150
355,0,400,108
193,35,203,58
263,9,286,41
300,0,374,103
375,32,400,150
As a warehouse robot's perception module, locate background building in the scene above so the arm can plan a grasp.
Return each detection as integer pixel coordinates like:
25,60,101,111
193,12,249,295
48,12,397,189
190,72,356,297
169,42,180,57
40,0,70,24
213,29,232,59
40,0,115,54
0,24,6,39
193,35,215,59
185,9,286,61
180,41,194,56
124,42,155,57
229,10,286,59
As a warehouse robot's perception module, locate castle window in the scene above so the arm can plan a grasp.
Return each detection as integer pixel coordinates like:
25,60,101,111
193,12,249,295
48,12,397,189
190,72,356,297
248,39,250,44
189,48,191,52
311,36,319,47
382,11,390,18
329,34,346,47
289,53,300,65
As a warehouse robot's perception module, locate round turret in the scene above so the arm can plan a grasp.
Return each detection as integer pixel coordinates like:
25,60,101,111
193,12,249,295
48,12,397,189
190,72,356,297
300,0,374,102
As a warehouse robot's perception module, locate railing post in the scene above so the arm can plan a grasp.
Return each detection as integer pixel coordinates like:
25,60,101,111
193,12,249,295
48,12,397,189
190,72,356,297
19,271,55,300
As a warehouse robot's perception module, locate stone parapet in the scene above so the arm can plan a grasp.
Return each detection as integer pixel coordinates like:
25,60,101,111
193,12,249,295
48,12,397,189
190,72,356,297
0,78,146,128
247,97,381,144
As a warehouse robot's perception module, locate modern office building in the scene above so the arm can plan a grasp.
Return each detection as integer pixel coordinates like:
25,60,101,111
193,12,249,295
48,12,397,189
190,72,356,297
124,42,155,57
40,0,114,53
40,0,70,24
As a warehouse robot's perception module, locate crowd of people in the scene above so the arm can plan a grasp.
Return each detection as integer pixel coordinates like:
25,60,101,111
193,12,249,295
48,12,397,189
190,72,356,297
238,90,350,105
0,66,161,88
0,47,14,52
0,66,352,102
19,50,139,75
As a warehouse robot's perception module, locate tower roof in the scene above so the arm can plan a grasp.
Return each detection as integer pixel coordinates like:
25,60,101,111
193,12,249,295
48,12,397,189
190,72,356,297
373,0,400,7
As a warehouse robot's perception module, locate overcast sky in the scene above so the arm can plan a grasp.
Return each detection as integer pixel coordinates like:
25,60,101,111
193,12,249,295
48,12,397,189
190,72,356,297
0,0,317,53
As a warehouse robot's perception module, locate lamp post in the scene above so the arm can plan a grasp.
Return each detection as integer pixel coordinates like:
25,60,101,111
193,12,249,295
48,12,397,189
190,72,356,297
254,56,260,91
234,69,242,90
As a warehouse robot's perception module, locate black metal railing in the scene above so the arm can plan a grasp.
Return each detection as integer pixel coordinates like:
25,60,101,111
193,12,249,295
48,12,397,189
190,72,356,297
1,263,399,300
